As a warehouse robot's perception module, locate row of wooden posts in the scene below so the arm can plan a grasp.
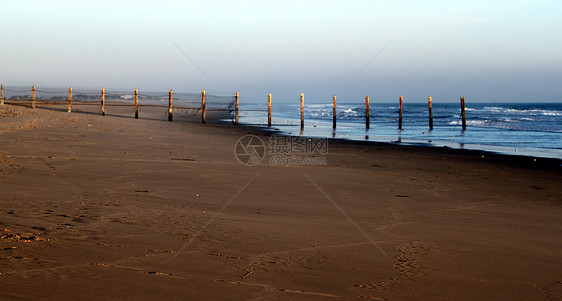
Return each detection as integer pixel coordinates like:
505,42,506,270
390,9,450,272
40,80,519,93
0,85,220,124
1,85,467,131
268,92,467,131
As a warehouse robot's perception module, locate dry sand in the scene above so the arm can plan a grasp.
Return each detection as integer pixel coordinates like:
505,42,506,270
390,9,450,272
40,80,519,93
0,102,561,300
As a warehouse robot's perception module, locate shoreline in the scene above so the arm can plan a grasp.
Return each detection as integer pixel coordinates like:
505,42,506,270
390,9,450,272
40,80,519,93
243,122,562,161
6,99,562,161
236,121,562,172
3,101,562,170
237,101,562,160
1,103,561,300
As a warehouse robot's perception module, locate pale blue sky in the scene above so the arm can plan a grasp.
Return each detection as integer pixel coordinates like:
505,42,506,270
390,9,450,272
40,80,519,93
1,0,561,102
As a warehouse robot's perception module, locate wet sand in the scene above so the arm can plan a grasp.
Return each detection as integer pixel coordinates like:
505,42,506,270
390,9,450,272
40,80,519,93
1,103,561,300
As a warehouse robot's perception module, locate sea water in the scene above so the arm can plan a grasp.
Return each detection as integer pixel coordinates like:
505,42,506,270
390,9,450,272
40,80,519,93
237,102,562,159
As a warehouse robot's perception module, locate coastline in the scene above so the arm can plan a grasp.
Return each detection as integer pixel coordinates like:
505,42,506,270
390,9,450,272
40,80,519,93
238,101,562,160
1,103,561,300
241,122,562,172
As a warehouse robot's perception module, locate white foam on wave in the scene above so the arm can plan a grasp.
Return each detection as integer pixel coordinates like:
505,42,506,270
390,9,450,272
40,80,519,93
449,120,490,126
448,119,562,133
480,107,561,116
308,103,331,108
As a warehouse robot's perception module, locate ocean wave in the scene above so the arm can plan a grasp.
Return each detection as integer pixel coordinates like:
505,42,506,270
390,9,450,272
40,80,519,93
479,106,561,116
500,117,518,122
483,106,505,112
449,120,490,126
507,108,561,116
305,106,366,119
337,108,362,119
308,103,332,108
448,119,562,132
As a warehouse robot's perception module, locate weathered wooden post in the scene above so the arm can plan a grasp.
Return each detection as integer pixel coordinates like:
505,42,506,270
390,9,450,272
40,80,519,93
428,96,433,130
32,85,36,109
235,91,239,125
399,95,403,130
134,89,139,119
267,93,272,127
168,89,173,121
300,93,304,129
460,96,466,131
68,87,72,113
332,95,337,129
100,88,105,116
365,96,370,129
202,90,206,124
1,85,4,105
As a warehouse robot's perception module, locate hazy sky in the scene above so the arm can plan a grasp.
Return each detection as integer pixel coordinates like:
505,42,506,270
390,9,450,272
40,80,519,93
2,0,561,102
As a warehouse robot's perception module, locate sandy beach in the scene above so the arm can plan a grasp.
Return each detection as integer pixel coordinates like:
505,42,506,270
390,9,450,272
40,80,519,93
1,102,561,300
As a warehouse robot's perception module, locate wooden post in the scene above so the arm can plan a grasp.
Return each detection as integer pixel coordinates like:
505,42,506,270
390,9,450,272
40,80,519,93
365,96,370,129
68,87,72,113
134,89,139,119
234,91,239,125
399,95,403,130
32,85,36,109
332,95,336,129
1,85,4,105
460,96,466,131
267,93,272,127
100,88,105,115
428,96,433,130
201,90,206,124
168,89,173,121
300,93,304,129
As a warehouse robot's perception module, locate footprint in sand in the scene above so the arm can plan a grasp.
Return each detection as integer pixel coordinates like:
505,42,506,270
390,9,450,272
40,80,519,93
355,242,430,290
0,160,24,175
